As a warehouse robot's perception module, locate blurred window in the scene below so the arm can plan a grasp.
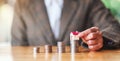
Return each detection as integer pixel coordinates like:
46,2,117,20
0,0,15,46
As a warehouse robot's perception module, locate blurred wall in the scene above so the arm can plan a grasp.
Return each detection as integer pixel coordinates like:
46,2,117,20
0,0,15,46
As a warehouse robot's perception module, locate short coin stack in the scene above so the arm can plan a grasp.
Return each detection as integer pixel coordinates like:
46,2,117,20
44,45,52,53
33,47,40,55
57,42,65,53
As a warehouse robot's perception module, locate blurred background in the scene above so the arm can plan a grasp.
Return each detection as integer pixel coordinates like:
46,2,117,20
102,0,120,23
0,0,120,46
0,0,15,46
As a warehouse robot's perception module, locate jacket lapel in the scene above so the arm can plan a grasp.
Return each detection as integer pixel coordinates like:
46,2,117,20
29,0,77,44
59,0,77,41
29,0,56,45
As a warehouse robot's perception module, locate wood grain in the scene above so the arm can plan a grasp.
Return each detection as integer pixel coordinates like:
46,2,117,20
0,46,120,61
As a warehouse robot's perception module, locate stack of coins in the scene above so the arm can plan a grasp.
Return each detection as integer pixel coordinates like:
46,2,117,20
57,42,65,53
33,47,40,54
44,45,52,53
70,31,79,53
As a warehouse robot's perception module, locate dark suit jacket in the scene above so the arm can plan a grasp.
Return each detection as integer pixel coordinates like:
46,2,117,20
12,0,120,49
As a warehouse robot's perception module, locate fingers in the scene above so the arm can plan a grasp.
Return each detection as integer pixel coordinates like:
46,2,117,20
87,35,103,51
89,43,103,51
85,31,102,41
78,27,99,37
87,40,98,46
77,27,103,51
81,31,102,43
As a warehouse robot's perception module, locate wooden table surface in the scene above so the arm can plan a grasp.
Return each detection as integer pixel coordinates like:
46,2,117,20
0,46,120,61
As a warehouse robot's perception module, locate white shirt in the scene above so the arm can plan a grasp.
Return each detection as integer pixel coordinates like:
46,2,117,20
44,0,63,39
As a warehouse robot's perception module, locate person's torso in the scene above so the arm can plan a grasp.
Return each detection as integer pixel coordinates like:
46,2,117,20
18,0,94,46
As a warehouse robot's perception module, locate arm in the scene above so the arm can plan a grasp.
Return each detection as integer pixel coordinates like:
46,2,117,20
90,0,120,48
78,0,120,51
88,0,120,49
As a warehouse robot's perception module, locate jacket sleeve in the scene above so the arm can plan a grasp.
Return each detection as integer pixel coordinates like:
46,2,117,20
11,1,29,46
88,0,120,49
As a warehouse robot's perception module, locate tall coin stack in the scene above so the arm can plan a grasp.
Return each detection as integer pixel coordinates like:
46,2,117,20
70,31,80,54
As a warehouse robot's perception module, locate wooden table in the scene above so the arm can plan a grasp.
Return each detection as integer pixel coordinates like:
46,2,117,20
0,46,120,61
